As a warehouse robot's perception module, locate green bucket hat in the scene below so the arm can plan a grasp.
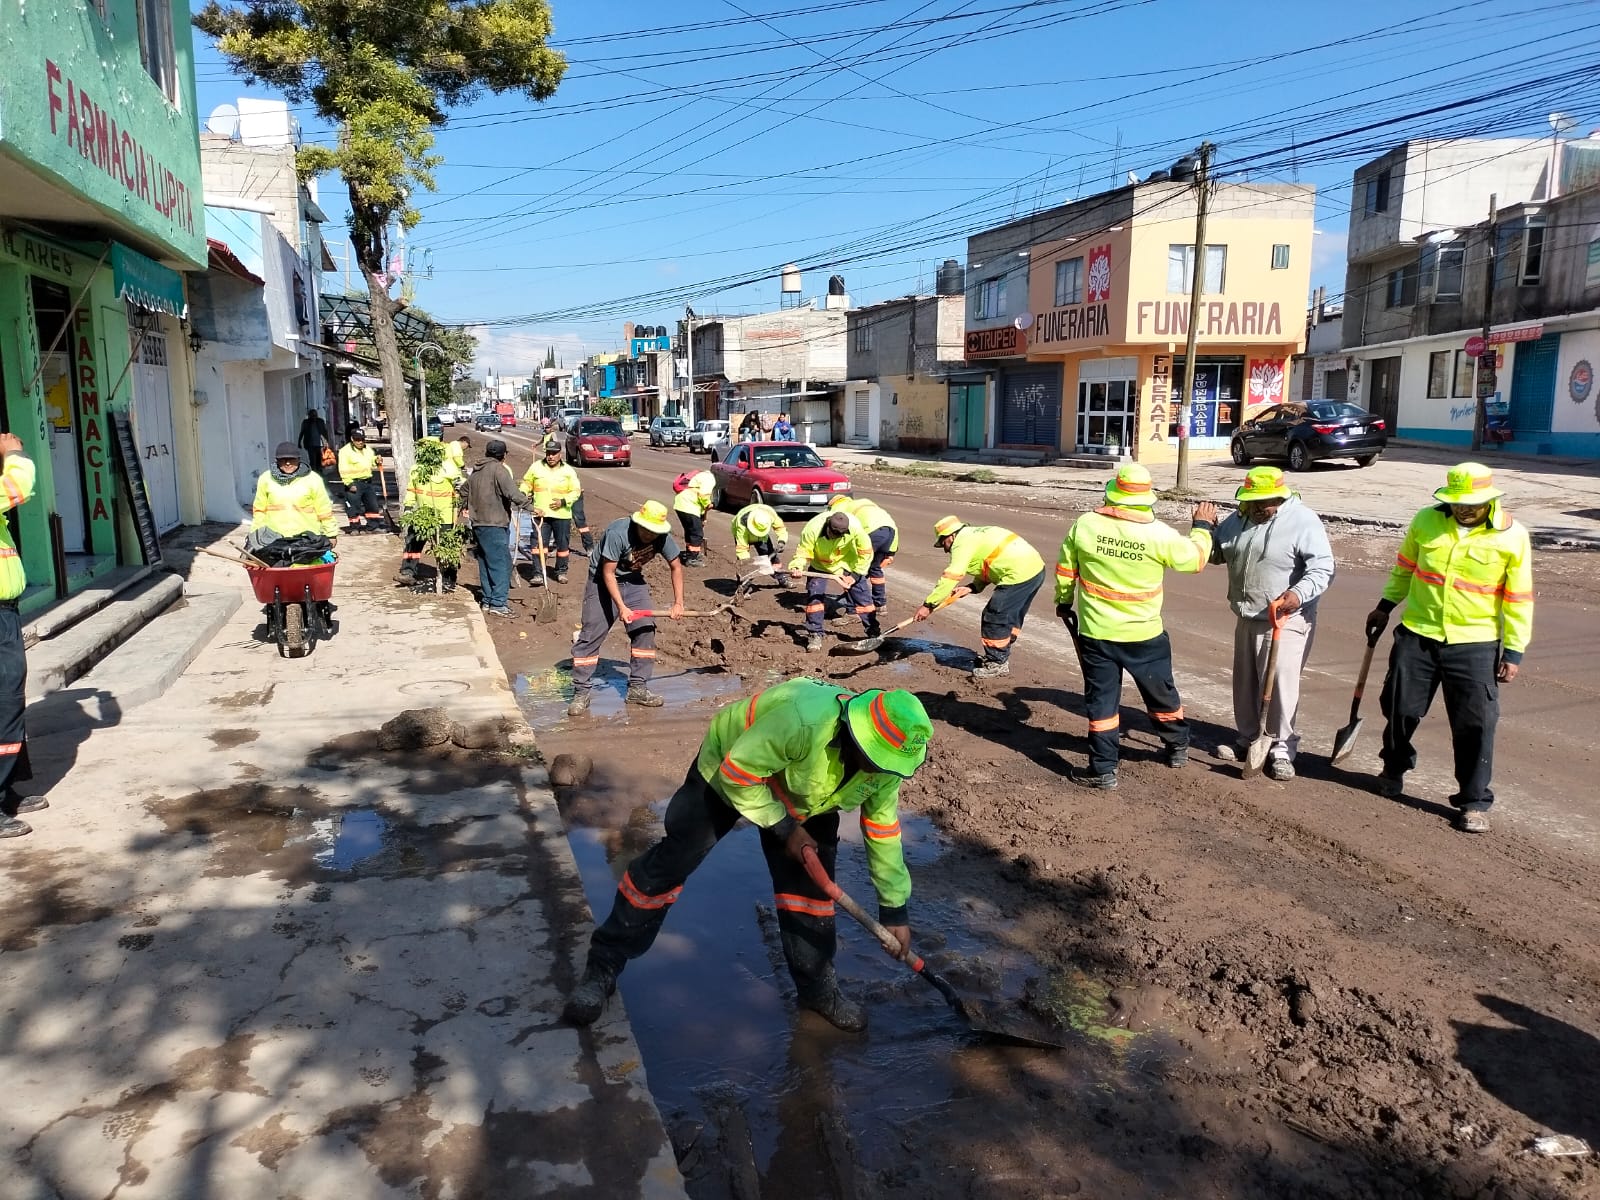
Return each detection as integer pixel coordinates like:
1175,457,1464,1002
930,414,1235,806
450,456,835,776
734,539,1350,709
1434,462,1503,505
1104,463,1156,507
844,688,932,779
1235,466,1294,503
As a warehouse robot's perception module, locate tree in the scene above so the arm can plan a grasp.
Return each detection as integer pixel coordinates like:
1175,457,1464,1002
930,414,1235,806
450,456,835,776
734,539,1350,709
543,346,556,369
194,0,565,482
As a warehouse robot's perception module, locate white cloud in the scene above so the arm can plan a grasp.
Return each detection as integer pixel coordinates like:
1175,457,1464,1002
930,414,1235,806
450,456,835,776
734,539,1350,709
465,326,594,377
1311,229,1349,282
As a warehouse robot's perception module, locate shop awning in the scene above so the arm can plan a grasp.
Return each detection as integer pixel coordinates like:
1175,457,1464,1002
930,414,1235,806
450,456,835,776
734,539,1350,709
113,242,187,318
349,373,384,389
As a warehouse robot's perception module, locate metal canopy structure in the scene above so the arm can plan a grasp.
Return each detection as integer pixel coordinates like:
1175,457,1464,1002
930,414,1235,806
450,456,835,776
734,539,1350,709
319,293,435,345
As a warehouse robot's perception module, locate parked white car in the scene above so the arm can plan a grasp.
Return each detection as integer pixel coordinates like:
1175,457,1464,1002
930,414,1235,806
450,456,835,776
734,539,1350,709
688,420,729,454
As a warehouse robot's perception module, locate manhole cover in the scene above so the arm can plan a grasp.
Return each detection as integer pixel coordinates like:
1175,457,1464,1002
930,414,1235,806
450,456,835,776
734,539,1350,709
399,680,471,697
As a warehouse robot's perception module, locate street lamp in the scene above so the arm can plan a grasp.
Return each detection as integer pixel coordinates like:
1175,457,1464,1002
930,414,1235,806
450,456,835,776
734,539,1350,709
415,340,446,436
684,304,697,427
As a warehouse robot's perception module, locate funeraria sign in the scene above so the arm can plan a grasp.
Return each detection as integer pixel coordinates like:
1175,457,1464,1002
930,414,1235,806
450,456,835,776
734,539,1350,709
1035,244,1112,345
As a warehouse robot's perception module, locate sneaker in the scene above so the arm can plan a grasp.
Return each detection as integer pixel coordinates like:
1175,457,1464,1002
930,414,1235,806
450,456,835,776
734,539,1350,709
1214,743,1245,763
971,660,1011,680
626,686,664,708
773,573,793,588
1069,767,1119,791
799,984,868,1033
805,635,824,652
1266,755,1295,781
1375,772,1405,798
485,607,514,618
684,554,705,568
567,691,592,717
393,570,417,585
553,572,568,585
5,794,47,815
562,964,617,1026
0,815,31,838
1456,809,1491,834
1164,745,1189,769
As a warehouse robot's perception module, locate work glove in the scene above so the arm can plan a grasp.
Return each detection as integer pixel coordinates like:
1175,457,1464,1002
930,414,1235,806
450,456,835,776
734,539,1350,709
1364,607,1390,643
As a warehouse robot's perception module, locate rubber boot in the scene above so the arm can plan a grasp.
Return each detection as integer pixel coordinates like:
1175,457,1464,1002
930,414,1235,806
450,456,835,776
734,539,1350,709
798,968,867,1032
562,963,617,1026
626,685,664,708
567,690,592,717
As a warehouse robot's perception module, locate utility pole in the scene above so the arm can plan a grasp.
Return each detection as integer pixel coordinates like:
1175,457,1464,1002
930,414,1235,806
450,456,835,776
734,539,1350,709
684,304,697,426
1471,194,1498,453
1173,141,1215,495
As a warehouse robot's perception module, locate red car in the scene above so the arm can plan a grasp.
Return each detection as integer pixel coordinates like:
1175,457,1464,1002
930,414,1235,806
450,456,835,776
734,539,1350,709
711,441,851,514
565,416,631,467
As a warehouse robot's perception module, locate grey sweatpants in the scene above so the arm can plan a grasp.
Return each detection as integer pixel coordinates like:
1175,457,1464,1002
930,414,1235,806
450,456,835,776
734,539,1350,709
1231,608,1315,759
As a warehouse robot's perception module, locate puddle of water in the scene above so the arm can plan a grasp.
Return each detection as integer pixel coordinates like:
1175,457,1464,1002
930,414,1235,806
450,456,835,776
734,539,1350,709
316,809,388,870
562,789,1168,1198
512,664,745,731
879,637,979,670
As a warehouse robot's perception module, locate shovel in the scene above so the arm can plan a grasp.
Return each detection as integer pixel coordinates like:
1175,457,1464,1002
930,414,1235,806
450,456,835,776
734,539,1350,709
530,516,557,623
1245,599,1283,775
1331,632,1381,765
830,593,961,657
799,846,1069,1050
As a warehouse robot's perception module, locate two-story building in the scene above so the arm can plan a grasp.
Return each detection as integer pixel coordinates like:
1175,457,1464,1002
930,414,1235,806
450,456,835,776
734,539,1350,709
0,0,205,610
842,287,965,453
1021,180,1314,461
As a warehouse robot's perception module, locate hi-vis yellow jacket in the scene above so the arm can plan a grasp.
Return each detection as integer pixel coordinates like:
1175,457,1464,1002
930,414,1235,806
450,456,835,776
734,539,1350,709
840,497,899,552
0,454,37,600
252,469,338,539
338,444,378,486
1055,506,1212,641
925,525,1044,607
732,503,787,560
404,449,462,522
673,470,715,516
1380,501,1533,660
697,678,910,913
788,510,871,576
519,459,582,519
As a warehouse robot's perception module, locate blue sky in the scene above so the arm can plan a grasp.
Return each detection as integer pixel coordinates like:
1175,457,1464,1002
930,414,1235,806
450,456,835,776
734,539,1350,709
190,0,1596,376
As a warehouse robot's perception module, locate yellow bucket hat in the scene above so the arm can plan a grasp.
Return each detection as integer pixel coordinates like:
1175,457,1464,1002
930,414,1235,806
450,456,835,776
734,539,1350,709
744,510,773,537
632,499,673,534
932,514,964,543
1434,462,1503,505
1235,466,1294,503
1104,463,1156,507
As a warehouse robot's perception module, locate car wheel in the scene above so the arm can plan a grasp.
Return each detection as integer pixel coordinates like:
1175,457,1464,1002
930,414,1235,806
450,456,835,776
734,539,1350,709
1230,439,1249,466
750,487,765,510
712,484,727,512
1287,441,1310,472
1355,453,1380,467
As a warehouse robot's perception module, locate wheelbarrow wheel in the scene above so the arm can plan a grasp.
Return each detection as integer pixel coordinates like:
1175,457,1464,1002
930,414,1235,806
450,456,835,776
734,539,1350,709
283,601,307,657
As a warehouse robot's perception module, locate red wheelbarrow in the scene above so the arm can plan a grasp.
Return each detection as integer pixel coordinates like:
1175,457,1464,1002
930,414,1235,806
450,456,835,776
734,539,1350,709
246,558,337,658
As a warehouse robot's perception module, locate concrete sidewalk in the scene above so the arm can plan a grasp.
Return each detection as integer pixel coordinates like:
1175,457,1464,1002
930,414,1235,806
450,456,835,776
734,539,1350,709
827,442,1600,547
0,530,685,1199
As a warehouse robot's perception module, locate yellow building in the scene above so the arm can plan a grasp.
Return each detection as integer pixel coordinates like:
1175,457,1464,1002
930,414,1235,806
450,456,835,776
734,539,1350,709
1021,182,1314,462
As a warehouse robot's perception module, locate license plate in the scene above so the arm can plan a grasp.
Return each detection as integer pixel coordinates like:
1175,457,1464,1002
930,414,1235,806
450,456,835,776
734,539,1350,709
603,453,614,460
809,494,827,504
1347,425,1364,435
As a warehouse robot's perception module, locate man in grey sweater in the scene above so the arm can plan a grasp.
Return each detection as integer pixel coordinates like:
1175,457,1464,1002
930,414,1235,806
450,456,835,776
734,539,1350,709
1208,466,1335,779
460,439,529,617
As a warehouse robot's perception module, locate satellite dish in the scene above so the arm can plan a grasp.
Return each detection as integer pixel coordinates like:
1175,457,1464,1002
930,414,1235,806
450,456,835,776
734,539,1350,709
205,103,240,140
1014,313,1035,331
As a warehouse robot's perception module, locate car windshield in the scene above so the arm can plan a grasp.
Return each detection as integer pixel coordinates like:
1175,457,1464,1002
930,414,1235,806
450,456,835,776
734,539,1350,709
659,418,686,428
579,420,622,436
1308,402,1367,420
753,447,824,469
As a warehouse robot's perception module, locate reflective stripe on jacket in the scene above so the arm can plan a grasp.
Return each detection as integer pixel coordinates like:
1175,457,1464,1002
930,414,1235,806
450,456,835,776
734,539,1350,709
0,454,36,600
843,498,899,552
405,460,461,521
673,470,715,516
925,525,1044,607
732,504,787,560
338,444,378,486
1382,501,1533,655
252,470,338,539
788,510,871,575
696,678,910,909
519,460,582,518
1055,507,1211,641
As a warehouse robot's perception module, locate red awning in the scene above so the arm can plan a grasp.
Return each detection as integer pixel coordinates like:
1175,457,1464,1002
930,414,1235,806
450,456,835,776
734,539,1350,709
207,238,264,286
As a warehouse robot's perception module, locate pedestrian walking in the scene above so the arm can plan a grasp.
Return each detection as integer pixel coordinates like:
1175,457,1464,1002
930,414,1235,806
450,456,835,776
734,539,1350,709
250,443,339,546
1054,464,1216,788
829,495,898,615
789,509,877,652
337,428,384,533
520,439,582,582
395,437,462,589
915,516,1045,680
0,433,42,840
1366,463,1533,834
568,501,686,716
673,468,715,565
732,502,790,586
562,677,933,1032
460,439,529,617
1208,467,1335,779
298,407,334,480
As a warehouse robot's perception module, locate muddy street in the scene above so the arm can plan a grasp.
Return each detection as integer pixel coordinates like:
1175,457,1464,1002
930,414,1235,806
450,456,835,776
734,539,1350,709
476,426,1600,1199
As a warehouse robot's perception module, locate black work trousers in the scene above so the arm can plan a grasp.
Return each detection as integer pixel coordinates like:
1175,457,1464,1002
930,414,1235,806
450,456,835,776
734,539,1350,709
343,477,383,526
0,604,32,811
587,762,842,998
1379,626,1499,810
1078,630,1187,774
978,571,1044,664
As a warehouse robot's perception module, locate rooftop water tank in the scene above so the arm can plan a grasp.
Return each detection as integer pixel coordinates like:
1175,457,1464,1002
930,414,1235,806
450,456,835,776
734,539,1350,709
936,258,965,296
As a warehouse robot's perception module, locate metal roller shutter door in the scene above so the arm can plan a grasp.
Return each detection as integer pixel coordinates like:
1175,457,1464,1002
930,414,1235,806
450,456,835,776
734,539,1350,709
999,367,1061,446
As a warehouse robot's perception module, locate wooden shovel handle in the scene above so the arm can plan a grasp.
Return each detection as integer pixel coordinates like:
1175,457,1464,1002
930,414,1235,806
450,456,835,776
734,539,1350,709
800,845,921,969
1259,599,1283,711
1348,635,1379,720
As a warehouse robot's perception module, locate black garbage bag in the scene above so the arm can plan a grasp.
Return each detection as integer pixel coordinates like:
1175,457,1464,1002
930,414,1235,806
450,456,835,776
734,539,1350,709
251,533,333,566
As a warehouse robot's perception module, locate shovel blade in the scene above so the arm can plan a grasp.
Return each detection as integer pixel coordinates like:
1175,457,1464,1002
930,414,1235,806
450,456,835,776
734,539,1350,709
828,636,885,656
1245,734,1273,773
1330,717,1363,765
957,997,1076,1050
